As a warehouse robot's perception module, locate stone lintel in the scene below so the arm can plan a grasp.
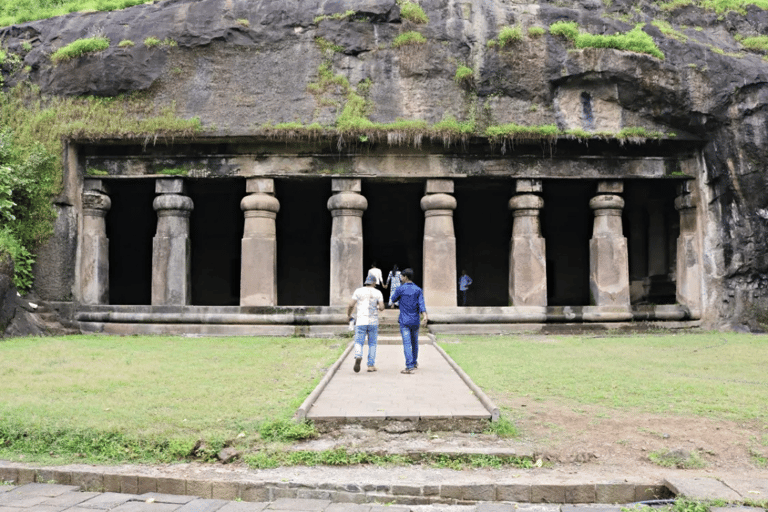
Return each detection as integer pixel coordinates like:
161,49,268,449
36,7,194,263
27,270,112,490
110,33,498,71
515,179,542,193
596,180,623,194
83,179,109,194
425,178,454,194
246,177,275,194
155,178,186,195
331,178,361,193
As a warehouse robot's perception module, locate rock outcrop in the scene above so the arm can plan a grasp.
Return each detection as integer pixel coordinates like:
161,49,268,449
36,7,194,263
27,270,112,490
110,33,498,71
1,0,768,329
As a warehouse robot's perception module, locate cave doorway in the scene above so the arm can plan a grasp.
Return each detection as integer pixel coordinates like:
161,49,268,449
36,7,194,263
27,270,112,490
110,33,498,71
362,180,424,305
275,178,332,306
106,179,155,305
188,178,244,306
454,179,511,307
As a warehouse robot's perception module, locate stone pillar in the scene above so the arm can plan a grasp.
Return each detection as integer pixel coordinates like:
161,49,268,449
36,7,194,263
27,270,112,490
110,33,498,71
627,206,648,303
151,178,193,306
80,180,111,305
421,179,457,307
327,179,367,306
589,180,630,308
240,178,280,307
508,179,547,307
675,181,701,315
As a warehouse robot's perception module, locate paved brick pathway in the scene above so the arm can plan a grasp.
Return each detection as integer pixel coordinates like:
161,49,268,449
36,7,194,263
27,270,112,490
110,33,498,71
305,336,491,425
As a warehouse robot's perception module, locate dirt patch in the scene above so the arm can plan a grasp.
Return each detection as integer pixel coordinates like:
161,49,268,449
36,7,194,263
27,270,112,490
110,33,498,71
298,398,768,482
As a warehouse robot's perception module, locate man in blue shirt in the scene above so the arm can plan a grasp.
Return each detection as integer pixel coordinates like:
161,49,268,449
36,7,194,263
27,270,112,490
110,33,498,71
389,268,428,374
458,270,473,306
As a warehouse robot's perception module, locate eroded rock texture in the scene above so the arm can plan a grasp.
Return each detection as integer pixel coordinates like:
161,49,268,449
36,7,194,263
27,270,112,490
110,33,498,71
2,0,768,329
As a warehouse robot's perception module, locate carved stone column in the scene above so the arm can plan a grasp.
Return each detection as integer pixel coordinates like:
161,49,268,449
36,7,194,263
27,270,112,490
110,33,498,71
675,181,701,316
421,179,457,307
589,180,630,308
240,178,280,306
80,180,111,305
509,179,547,307
327,179,367,306
151,178,193,306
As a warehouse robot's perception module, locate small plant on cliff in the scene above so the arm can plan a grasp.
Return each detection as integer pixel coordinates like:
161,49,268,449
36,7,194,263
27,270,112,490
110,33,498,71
236,18,249,27
454,65,474,85
740,35,768,52
550,21,664,60
118,39,135,48
498,25,523,46
392,31,427,48
313,10,355,24
549,20,580,40
50,37,110,63
144,36,160,48
399,1,429,24
528,26,546,37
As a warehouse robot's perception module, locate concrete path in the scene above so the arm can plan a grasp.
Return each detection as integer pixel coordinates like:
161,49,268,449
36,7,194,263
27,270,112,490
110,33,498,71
304,336,492,428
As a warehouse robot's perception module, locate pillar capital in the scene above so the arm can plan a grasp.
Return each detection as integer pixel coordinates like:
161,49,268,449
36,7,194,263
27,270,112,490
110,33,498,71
155,178,186,195
509,193,544,212
82,190,111,216
420,193,456,212
589,194,624,212
241,193,280,214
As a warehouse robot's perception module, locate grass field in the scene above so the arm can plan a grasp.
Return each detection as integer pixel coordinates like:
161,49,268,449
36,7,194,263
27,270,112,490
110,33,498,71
439,331,768,422
1,331,766,466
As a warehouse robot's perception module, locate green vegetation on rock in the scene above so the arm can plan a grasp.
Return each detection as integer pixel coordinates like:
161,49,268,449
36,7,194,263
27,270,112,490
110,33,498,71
454,65,474,84
117,39,135,48
0,0,151,27
0,84,201,290
399,1,429,24
50,37,110,63
498,25,523,46
313,10,355,24
550,21,665,59
392,31,427,48
740,35,768,51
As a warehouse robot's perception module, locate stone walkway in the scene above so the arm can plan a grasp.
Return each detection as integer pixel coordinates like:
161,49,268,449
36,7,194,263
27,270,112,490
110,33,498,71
302,335,493,430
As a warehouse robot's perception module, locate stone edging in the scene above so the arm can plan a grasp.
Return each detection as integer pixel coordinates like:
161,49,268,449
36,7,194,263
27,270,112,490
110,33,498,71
0,464,670,505
429,334,501,422
295,341,354,420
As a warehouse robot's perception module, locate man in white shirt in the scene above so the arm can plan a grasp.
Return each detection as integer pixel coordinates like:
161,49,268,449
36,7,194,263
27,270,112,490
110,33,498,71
347,274,385,373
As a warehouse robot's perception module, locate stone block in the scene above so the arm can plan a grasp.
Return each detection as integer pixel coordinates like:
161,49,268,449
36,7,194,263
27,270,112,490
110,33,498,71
270,487,298,500
156,477,186,496
119,475,139,494
390,484,421,496
155,178,186,194
137,476,157,494
531,484,566,503
17,468,37,485
51,471,72,486
516,179,543,193
84,179,109,194
595,483,636,504
423,485,440,496
331,178,361,193
463,484,496,501
297,489,332,500
477,504,520,512
596,180,623,194
246,178,275,194
103,473,122,493
565,484,596,503
664,477,742,501
425,179,454,194
70,472,103,491
439,484,464,500
186,479,213,499
0,466,18,483
269,497,331,510
329,491,368,504
325,504,369,512
211,481,240,501
635,484,669,501
240,483,268,502
497,483,531,502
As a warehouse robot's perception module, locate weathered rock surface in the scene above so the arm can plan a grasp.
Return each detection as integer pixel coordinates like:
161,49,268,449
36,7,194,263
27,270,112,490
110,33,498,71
1,0,768,328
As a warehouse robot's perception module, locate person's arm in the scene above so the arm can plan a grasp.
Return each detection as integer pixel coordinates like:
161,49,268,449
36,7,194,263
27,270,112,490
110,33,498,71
347,298,357,319
390,287,401,304
419,290,427,324
377,298,385,311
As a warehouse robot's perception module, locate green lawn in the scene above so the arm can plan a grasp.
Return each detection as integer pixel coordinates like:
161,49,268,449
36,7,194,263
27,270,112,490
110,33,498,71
0,335,343,462
439,331,768,422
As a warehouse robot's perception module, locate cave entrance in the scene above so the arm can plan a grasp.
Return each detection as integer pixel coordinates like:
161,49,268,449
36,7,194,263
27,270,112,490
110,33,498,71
454,179,512,307
106,179,155,305
188,178,244,306
362,180,424,305
275,178,332,306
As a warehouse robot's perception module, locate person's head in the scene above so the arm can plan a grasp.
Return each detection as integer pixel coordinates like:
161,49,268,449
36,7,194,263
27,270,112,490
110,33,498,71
364,274,377,287
461,269,467,275
401,268,414,282
370,261,378,268
392,264,399,272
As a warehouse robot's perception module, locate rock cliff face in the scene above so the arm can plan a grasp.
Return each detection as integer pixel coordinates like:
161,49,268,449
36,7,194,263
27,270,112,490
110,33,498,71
1,0,767,329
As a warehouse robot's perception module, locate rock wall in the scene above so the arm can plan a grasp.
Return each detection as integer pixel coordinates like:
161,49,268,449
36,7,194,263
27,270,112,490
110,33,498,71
2,0,768,329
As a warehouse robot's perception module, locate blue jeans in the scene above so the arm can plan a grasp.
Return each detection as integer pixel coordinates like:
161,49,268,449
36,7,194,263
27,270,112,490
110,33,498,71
400,324,419,369
354,324,378,367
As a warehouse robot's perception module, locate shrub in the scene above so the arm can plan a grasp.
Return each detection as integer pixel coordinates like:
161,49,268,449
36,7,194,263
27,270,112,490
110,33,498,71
528,26,546,37
118,39,135,48
392,31,427,48
399,2,429,24
741,35,768,52
549,20,580,40
50,37,110,63
498,25,523,46
454,65,473,83
236,18,249,27
574,25,664,59
144,36,160,48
